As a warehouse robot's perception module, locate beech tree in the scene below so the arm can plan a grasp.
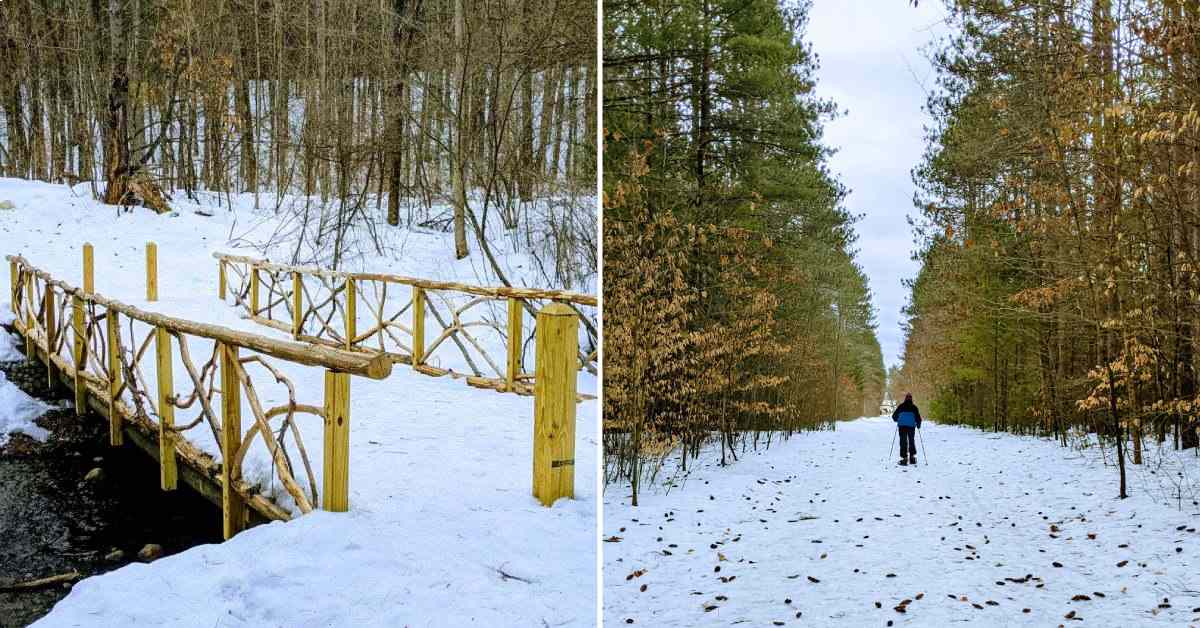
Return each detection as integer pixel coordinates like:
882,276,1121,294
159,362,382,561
901,0,1200,499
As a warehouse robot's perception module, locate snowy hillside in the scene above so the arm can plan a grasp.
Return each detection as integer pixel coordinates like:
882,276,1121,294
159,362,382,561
0,178,598,627
604,417,1200,626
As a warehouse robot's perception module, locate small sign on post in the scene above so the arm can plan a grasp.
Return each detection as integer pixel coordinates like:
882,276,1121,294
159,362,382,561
532,303,579,507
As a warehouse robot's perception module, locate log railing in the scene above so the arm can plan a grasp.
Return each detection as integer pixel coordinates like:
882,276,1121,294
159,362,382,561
214,252,598,398
7,251,393,539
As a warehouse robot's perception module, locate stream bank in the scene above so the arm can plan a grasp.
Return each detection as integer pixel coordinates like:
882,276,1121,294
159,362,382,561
0,355,221,627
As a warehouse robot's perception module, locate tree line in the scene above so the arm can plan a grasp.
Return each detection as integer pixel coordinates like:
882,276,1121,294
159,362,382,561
897,0,1200,499
0,0,594,279
603,0,885,502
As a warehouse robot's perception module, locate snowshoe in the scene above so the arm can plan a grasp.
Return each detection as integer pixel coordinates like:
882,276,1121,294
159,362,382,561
898,459,908,466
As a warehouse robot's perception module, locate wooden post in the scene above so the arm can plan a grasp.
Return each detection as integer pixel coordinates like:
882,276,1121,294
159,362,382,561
292,272,302,339
155,326,177,490
218,260,226,300
344,277,356,350
107,310,123,446
23,270,34,362
82,243,94,294
75,243,94,415
9,259,17,316
44,286,57,389
72,294,86,415
221,343,245,538
506,298,523,390
412,287,425,365
250,266,260,317
322,370,350,512
532,303,578,506
145,242,158,301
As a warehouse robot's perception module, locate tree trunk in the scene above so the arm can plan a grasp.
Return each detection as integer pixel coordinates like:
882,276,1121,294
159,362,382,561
452,0,469,259
101,0,131,210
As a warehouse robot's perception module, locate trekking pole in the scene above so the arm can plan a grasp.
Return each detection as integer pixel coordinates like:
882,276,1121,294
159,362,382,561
918,426,929,465
888,427,897,464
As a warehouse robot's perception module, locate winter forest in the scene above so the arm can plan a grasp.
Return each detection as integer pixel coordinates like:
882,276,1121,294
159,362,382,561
603,0,885,501
896,0,1200,497
0,0,595,282
0,1,598,625
603,2,1200,626
5,0,1200,623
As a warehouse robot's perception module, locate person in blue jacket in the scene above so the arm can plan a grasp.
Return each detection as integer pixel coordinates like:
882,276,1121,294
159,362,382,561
892,393,922,466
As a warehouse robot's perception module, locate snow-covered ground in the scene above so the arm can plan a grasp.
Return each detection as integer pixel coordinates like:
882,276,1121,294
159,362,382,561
0,328,52,446
0,178,598,627
604,417,1200,626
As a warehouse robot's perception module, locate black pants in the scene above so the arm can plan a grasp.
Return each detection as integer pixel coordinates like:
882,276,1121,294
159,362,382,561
898,426,916,460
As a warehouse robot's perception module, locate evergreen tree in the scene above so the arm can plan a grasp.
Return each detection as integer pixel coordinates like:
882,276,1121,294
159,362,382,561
604,0,885,497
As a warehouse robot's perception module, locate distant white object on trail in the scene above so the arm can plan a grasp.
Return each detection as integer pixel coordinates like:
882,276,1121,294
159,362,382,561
0,200,15,210
879,391,896,415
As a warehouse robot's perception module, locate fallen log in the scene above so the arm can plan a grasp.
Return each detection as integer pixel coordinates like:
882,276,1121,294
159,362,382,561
0,571,81,592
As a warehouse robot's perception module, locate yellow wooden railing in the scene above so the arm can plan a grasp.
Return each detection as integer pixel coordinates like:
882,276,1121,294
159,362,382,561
213,253,597,400
7,245,581,516
8,249,393,538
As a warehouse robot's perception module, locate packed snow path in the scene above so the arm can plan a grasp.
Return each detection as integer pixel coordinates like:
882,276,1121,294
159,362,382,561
604,417,1200,626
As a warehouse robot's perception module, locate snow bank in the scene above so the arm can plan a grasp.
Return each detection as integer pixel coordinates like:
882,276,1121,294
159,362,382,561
0,329,51,446
40,505,594,627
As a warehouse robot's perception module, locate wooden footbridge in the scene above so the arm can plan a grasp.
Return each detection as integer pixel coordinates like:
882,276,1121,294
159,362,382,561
6,244,591,542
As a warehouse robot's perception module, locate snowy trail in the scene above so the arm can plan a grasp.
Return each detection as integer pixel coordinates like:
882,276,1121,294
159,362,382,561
604,417,1200,626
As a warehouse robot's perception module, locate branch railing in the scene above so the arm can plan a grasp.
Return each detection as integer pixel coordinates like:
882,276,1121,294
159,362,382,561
8,242,582,517
214,252,598,399
7,250,393,538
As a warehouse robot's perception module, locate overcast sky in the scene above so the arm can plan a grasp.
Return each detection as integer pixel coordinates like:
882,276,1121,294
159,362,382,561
806,1,951,368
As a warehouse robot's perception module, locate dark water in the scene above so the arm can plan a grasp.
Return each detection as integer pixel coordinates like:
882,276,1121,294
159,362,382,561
0,357,222,627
